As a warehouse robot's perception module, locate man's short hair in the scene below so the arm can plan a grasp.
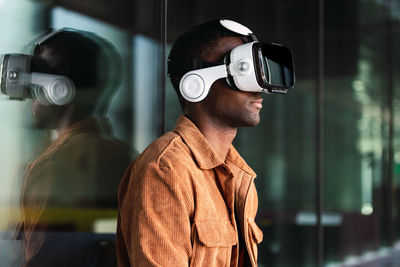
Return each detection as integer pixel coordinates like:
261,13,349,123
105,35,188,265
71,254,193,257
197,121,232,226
168,20,246,109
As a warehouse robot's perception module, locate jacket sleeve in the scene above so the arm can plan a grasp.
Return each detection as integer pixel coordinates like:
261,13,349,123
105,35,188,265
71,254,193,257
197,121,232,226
117,162,194,267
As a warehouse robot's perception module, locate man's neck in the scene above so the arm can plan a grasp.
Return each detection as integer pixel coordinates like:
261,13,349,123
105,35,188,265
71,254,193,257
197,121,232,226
54,105,75,135
187,114,237,162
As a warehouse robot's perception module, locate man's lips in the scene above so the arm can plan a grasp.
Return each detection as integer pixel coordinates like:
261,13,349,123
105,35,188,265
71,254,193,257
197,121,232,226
251,98,263,109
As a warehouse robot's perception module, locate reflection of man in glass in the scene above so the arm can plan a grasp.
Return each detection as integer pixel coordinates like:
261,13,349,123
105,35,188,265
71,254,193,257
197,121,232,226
20,29,132,267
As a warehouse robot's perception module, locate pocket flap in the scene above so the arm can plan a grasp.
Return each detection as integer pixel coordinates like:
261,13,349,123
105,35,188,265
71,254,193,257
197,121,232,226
195,220,237,247
248,220,263,244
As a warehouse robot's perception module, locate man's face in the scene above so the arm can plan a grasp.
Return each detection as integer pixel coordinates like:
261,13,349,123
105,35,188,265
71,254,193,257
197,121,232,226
31,99,67,129
30,49,69,129
200,37,263,128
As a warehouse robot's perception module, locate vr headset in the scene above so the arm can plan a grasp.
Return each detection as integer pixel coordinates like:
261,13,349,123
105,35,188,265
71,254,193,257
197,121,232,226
0,53,75,105
168,19,295,102
0,30,78,106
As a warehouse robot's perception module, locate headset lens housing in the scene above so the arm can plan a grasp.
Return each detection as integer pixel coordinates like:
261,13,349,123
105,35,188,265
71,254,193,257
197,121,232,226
253,43,295,92
0,54,30,99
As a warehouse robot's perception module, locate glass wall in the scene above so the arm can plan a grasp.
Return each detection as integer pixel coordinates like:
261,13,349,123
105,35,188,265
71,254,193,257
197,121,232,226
323,0,400,265
2,0,400,266
0,0,164,266
167,1,320,266
166,0,400,266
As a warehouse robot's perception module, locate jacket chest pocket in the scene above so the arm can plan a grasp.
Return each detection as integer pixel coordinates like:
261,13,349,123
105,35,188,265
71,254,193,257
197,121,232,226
190,220,237,267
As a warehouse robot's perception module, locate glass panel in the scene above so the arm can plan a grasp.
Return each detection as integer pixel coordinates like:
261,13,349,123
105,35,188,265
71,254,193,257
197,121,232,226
323,0,399,265
236,2,319,266
164,0,400,266
0,1,165,266
166,1,319,266
394,4,400,250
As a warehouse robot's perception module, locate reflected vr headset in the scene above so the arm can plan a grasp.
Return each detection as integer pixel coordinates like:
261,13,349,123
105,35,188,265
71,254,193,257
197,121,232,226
0,54,75,105
168,19,295,102
0,30,76,106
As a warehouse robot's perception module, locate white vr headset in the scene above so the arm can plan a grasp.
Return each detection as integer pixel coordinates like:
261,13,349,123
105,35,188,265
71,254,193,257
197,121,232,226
168,19,295,102
0,53,76,105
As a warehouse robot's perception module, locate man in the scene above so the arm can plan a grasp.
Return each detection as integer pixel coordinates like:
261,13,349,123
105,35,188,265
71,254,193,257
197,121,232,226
117,19,294,266
19,29,132,267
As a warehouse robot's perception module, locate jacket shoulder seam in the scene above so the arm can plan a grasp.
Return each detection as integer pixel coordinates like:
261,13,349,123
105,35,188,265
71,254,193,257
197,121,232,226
155,134,184,165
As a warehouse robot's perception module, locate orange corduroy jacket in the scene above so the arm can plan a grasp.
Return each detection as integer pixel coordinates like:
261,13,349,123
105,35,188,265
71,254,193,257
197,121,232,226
117,115,263,267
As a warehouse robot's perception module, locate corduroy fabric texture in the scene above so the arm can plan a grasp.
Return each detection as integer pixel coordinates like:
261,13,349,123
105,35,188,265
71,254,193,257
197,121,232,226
117,115,263,267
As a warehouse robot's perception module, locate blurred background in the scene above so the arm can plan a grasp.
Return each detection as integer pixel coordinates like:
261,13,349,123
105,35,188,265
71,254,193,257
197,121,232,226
0,0,400,266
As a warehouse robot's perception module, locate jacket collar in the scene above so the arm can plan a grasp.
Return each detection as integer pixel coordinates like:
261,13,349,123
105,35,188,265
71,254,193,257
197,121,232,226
226,146,256,177
60,116,113,137
174,115,256,177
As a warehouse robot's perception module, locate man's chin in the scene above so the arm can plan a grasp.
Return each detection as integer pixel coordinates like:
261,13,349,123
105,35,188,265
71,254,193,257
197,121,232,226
245,114,261,127
235,117,261,128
